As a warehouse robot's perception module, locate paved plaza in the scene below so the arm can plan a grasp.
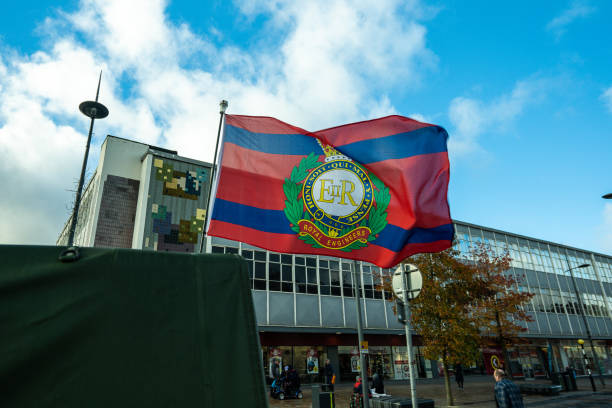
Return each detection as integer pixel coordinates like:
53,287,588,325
268,375,612,408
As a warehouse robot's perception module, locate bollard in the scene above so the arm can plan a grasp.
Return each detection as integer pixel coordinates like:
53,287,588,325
312,384,321,408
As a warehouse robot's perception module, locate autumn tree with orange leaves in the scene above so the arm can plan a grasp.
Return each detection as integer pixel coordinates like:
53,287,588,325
381,249,482,407
470,243,534,378
379,245,534,407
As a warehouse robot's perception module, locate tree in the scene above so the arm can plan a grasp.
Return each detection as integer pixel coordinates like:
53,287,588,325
470,243,534,378
380,249,483,407
379,245,534,406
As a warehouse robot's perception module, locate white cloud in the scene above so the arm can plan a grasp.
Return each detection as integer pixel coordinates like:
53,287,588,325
601,86,612,113
0,0,436,244
546,1,596,39
407,113,430,123
447,78,548,156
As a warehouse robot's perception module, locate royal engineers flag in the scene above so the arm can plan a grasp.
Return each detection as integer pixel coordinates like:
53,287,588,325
207,114,453,268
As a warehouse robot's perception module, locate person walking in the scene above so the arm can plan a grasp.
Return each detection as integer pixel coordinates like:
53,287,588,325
324,358,335,391
493,369,524,408
455,363,464,389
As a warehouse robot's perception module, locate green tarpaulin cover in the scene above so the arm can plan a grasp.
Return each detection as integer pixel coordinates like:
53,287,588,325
0,246,267,407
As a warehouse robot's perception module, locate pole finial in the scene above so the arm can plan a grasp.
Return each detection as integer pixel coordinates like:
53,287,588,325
95,70,102,102
220,100,228,114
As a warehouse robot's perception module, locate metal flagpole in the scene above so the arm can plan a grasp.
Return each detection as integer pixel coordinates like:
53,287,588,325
352,260,370,408
199,100,228,253
401,268,418,408
68,71,109,246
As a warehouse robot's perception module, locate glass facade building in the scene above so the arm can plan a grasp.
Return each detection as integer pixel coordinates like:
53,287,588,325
59,135,612,382
210,221,612,381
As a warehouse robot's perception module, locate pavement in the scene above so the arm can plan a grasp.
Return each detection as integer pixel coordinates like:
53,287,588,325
268,375,612,408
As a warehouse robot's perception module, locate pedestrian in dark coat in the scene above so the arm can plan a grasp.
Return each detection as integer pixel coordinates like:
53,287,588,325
372,372,385,394
324,358,335,391
455,363,464,389
324,359,334,384
494,369,524,408
271,360,280,380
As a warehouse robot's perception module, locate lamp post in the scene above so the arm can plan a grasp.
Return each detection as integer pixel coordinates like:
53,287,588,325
566,263,605,389
577,339,596,391
67,72,109,246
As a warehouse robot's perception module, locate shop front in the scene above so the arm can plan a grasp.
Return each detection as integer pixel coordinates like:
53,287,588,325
259,331,431,383
559,339,612,376
262,345,327,383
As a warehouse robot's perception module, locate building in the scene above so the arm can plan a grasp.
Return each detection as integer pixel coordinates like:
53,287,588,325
59,135,612,382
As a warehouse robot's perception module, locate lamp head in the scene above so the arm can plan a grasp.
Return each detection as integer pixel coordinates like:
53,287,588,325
577,339,584,345
219,100,228,114
79,101,109,119
603,193,612,199
577,263,590,269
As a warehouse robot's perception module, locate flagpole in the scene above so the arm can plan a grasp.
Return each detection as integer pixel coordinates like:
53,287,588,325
199,100,228,253
352,260,371,408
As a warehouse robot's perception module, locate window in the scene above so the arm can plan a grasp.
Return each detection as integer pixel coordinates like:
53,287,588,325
267,251,293,292
362,265,374,299
483,231,495,246
306,257,317,294
330,260,341,296
319,259,331,295
268,255,281,292
295,258,306,293
254,255,266,290
295,256,317,294
382,268,393,300
342,263,354,297
520,286,534,312
281,255,293,292
372,267,383,300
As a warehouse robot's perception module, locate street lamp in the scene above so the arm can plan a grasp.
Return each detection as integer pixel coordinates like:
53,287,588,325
577,339,596,391
67,72,109,246
603,193,612,199
566,263,605,389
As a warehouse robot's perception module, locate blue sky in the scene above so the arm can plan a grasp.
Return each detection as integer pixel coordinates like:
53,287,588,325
0,0,611,255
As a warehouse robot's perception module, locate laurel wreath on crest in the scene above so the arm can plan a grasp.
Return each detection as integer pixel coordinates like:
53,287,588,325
283,152,390,252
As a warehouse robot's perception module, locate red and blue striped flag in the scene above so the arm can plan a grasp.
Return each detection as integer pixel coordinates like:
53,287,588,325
207,114,453,268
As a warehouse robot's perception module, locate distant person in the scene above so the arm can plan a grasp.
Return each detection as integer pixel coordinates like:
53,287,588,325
493,369,524,408
280,365,289,386
271,360,280,380
324,358,335,390
287,365,300,390
372,372,385,394
353,375,363,395
455,363,464,389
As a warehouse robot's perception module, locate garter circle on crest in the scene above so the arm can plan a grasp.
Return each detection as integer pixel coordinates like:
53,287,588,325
282,140,389,252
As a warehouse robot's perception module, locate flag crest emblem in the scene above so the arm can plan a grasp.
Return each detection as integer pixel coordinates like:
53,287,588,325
283,140,389,252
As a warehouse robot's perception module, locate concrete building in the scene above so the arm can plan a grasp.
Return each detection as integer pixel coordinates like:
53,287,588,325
59,135,612,382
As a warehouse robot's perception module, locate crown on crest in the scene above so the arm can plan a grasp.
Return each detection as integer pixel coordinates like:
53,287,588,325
317,139,351,162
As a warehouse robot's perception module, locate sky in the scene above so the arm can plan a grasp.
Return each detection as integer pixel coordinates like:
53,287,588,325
0,0,611,256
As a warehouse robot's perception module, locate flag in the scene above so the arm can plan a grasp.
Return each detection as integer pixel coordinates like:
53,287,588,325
207,114,453,268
